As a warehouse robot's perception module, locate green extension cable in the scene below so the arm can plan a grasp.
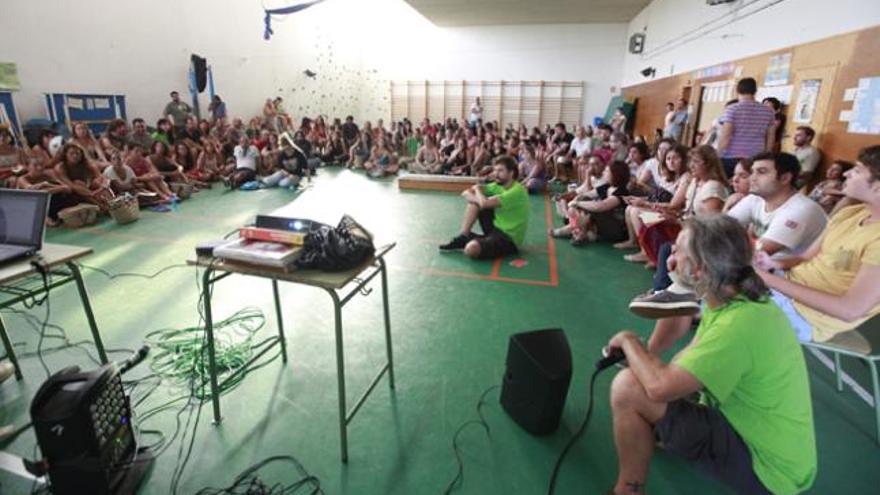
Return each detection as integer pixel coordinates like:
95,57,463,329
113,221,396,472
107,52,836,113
143,306,280,399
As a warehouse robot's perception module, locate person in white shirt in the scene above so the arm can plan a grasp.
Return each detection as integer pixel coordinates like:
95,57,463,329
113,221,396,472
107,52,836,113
727,151,827,259
632,152,828,354
468,97,483,128
102,151,138,194
559,125,593,183
228,134,259,189
793,126,821,186
569,124,593,160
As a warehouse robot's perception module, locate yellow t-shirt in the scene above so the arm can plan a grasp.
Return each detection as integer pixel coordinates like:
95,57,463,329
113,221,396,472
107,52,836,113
788,205,880,342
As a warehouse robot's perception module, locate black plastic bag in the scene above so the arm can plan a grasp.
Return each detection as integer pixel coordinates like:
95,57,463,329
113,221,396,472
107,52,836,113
294,215,375,271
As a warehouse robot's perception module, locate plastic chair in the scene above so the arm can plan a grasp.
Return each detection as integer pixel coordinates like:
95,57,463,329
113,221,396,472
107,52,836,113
802,315,880,444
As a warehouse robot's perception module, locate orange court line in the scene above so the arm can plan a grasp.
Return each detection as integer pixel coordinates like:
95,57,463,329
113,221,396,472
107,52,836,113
406,266,556,287
489,257,503,279
544,192,559,286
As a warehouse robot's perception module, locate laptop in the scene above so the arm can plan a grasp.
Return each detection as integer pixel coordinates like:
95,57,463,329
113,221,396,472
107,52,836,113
0,189,49,264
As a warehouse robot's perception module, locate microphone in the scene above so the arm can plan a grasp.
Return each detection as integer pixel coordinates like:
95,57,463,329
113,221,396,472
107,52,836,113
117,344,150,375
596,347,625,371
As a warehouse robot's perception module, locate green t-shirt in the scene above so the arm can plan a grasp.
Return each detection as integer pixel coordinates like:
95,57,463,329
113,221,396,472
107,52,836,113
483,182,529,246
405,137,419,157
675,298,816,495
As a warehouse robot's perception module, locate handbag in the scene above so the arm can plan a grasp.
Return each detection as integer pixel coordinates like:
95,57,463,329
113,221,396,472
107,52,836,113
294,215,375,271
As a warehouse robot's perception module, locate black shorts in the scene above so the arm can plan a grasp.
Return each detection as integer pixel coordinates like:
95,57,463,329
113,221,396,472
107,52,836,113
475,209,518,260
655,400,772,494
234,168,257,182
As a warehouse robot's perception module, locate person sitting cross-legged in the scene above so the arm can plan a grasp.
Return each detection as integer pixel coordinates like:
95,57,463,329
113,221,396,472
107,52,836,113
439,156,529,260
227,134,260,189
604,214,816,495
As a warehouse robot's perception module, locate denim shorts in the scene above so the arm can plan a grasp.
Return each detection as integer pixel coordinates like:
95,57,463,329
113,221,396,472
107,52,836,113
769,289,813,342
655,400,772,494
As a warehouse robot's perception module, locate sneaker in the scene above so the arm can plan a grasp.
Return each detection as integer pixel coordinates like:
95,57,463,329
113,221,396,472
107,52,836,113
549,227,570,239
439,234,473,252
629,289,700,319
0,361,15,384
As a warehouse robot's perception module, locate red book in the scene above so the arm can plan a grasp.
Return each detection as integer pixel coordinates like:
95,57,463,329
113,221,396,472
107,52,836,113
239,227,305,246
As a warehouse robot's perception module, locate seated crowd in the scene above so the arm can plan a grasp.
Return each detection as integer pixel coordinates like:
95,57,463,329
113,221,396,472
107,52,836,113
1,79,879,495
434,80,879,494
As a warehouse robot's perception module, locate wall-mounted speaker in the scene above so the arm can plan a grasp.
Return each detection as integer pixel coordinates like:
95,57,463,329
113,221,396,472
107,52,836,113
629,33,646,54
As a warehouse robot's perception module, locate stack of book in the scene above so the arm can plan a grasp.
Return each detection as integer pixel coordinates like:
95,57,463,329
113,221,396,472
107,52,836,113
212,226,306,269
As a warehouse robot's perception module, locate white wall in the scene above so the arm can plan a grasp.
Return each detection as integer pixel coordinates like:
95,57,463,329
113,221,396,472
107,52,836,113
622,0,880,88
360,0,628,122
0,0,373,126
0,0,626,127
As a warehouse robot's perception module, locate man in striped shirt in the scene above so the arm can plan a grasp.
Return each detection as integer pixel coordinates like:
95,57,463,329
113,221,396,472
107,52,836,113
717,77,776,178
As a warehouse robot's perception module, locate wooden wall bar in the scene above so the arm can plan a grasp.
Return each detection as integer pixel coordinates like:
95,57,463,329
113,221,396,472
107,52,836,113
623,25,880,166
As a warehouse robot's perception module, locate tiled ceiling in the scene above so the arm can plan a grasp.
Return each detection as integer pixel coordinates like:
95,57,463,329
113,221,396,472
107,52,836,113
403,0,652,26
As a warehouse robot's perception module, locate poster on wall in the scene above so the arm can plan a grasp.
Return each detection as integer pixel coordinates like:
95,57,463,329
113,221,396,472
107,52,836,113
0,63,20,91
756,85,793,105
794,79,821,124
848,76,880,135
765,53,792,87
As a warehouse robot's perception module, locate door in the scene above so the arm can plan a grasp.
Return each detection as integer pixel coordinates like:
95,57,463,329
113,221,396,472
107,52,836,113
693,80,736,146
783,63,840,152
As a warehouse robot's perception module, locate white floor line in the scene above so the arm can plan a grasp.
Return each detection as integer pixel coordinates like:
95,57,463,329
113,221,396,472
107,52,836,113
807,347,875,406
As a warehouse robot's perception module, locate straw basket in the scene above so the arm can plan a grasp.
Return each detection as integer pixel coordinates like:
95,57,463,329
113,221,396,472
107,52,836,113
58,204,100,228
108,194,140,224
170,182,193,200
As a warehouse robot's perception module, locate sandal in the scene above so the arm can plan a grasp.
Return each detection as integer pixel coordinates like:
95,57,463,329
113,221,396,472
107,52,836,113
624,252,648,263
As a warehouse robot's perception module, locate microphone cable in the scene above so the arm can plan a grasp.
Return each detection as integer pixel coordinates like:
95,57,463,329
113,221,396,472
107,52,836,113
547,349,624,494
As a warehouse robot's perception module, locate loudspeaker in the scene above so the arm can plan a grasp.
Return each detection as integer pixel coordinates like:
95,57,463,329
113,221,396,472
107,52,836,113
191,54,208,93
500,328,572,435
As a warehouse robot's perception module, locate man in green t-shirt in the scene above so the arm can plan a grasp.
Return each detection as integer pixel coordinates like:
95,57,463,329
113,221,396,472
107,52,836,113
604,215,816,495
163,91,192,131
439,156,529,259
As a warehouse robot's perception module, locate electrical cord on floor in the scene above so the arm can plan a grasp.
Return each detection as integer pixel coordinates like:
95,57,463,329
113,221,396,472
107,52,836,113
442,385,499,495
546,349,626,495
143,306,277,399
1,306,134,369
27,257,53,378
76,262,190,280
193,454,324,495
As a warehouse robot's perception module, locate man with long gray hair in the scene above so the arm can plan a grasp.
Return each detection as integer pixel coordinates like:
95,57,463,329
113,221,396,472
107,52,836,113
604,215,816,495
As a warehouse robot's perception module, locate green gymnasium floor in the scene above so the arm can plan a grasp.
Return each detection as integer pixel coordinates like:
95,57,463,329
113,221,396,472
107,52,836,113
1,168,878,494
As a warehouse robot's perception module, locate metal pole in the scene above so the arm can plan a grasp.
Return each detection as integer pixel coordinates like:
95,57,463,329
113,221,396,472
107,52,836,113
328,289,348,462
380,259,395,389
272,279,288,363
202,267,222,424
68,262,108,364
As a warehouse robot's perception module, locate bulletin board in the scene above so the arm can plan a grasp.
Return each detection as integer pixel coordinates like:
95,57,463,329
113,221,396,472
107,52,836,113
848,76,880,135
695,80,735,136
0,92,23,140
44,93,127,135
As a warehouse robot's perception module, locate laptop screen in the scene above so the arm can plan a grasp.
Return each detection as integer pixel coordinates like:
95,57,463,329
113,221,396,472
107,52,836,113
0,189,49,248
